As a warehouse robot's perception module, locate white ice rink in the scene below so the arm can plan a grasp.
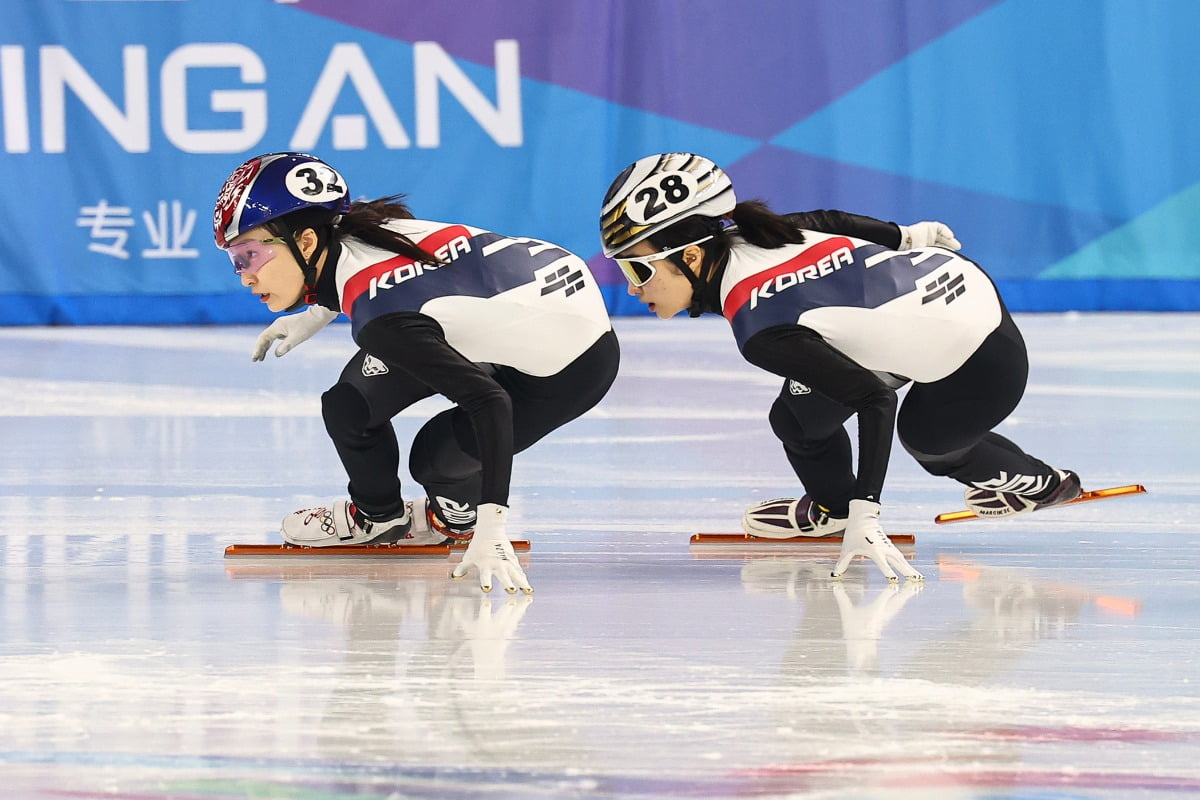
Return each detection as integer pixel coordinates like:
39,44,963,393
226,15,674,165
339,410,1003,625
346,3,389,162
1,313,1198,799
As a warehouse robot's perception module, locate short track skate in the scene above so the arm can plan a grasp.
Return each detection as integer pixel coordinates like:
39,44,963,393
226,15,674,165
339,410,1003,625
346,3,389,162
934,483,1146,525
224,539,531,558
690,532,915,546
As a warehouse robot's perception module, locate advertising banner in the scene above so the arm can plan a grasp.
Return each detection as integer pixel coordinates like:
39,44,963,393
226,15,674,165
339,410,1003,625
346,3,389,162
3,0,1199,324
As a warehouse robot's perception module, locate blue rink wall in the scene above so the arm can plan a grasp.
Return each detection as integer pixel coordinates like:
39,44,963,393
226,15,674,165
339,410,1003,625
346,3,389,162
3,0,1199,324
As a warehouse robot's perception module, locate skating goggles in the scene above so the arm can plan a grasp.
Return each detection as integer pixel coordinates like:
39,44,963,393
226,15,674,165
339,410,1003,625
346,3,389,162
225,237,289,276
614,236,713,287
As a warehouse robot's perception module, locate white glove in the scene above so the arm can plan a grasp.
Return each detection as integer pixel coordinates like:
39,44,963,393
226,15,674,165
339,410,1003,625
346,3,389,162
451,503,533,595
897,221,961,251
831,499,923,582
251,305,339,361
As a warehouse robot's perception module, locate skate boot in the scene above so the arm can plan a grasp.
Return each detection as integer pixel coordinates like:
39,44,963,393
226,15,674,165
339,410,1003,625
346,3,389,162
964,468,1082,518
427,495,476,542
741,494,848,539
404,496,456,545
281,498,449,547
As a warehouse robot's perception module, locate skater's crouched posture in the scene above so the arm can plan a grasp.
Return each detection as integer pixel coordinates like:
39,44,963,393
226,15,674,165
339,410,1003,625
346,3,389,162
214,152,619,594
599,152,1081,581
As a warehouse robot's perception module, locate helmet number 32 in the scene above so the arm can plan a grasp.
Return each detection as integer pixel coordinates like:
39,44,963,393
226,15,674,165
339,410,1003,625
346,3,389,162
285,164,346,203
628,171,698,224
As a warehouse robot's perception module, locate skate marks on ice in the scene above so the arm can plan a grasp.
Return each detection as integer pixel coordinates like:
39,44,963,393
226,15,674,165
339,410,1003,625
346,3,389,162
4,316,1200,797
5,555,1199,799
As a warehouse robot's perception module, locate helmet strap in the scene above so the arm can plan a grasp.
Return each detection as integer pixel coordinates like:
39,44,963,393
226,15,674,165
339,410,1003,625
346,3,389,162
687,283,705,318
279,225,328,312
687,295,706,318
672,219,729,318
688,263,728,318
667,252,707,318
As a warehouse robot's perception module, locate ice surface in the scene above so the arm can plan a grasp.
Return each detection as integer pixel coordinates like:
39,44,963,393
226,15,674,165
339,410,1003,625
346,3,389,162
1,314,1198,799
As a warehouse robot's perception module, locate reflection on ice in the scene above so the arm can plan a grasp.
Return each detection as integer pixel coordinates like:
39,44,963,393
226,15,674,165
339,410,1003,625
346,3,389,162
2,316,1200,798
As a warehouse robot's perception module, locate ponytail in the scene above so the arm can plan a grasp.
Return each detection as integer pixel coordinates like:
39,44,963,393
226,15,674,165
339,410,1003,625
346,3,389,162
334,195,443,264
267,195,443,267
728,200,807,249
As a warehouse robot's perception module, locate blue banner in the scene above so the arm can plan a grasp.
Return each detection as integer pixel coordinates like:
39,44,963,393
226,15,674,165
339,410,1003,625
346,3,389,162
3,0,1199,324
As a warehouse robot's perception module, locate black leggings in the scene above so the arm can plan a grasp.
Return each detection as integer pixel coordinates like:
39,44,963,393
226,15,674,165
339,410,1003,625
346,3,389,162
769,313,1055,512
322,329,619,518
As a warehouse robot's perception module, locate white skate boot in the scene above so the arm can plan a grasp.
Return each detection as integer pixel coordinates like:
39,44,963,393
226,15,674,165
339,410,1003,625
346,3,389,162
281,498,450,547
741,494,848,539
964,468,1082,518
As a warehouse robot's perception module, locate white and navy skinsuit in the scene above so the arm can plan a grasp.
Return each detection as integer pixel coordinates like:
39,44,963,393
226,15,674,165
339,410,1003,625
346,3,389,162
709,211,1058,514
312,219,618,530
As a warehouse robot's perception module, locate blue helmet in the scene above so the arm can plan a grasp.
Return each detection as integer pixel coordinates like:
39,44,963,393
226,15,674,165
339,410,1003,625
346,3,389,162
213,152,351,248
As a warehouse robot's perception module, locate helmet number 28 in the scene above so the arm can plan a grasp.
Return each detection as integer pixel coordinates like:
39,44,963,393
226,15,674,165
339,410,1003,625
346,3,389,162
285,164,346,203
629,171,697,224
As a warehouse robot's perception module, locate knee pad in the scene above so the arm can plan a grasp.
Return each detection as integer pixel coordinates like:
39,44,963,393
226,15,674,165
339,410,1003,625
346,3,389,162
768,399,824,452
769,401,847,459
768,401,798,442
321,383,372,442
409,413,480,485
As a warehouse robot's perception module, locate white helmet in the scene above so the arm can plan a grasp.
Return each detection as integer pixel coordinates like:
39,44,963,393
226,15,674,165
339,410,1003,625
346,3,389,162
599,152,736,258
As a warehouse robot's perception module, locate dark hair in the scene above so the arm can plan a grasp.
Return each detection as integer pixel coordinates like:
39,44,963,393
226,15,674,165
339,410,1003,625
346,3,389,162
337,195,444,264
731,200,809,249
269,195,443,265
646,199,807,278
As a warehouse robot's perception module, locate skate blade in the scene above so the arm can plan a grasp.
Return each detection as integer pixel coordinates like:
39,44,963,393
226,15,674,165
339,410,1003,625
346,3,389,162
691,532,915,545
934,483,1147,525
224,540,531,558
225,560,453,580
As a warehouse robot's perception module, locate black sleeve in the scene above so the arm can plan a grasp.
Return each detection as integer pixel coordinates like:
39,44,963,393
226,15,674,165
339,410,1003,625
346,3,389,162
356,312,514,506
741,325,897,503
785,210,902,249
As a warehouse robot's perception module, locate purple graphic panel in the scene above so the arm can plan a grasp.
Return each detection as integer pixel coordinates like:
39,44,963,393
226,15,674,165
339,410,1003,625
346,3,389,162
728,146,1121,279
295,0,1002,139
